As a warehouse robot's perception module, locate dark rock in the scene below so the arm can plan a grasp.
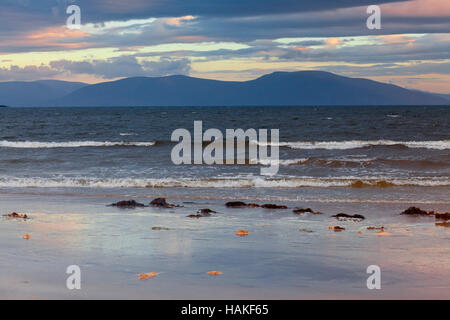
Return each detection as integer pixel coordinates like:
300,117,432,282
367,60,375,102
435,212,450,220
188,209,216,218
225,201,248,208
150,198,182,208
3,212,28,219
436,221,450,228
400,207,433,216
109,200,145,208
293,208,322,215
332,213,365,220
329,226,345,232
197,208,217,214
225,201,261,208
187,214,203,218
247,203,260,208
261,204,288,209
367,226,384,231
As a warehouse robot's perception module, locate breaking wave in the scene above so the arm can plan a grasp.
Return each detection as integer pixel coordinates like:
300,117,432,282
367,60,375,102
257,157,449,168
0,176,448,188
0,140,155,148
254,140,450,150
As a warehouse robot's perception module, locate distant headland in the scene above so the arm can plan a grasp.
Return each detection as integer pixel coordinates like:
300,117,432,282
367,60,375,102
0,71,448,107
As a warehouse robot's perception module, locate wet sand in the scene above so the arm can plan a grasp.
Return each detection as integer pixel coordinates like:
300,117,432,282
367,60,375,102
0,188,449,299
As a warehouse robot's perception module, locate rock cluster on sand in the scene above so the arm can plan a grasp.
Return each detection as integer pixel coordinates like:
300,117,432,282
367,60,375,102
400,207,450,220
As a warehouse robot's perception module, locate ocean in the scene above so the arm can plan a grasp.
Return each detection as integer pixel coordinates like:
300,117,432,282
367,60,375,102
0,106,449,299
0,106,448,201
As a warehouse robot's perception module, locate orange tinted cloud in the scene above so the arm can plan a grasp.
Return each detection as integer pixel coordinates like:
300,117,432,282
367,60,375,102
378,34,416,45
164,15,196,26
10,26,91,50
27,26,88,40
291,46,310,52
326,38,341,46
382,0,450,17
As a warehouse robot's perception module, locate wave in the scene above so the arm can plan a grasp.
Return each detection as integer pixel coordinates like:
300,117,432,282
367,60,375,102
0,176,448,188
0,140,155,148
254,140,450,150
257,157,449,168
119,133,139,136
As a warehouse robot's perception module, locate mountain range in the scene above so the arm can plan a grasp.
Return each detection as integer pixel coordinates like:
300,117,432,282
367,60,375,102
0,71,448,107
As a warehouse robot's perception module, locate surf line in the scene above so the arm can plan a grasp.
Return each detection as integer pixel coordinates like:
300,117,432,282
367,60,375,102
171,121,279,176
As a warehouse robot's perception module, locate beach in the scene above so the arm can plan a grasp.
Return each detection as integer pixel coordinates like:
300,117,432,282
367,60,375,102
1,186,449,299
0,106,449,299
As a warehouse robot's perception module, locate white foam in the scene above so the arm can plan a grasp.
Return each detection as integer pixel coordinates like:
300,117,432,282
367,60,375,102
119,133,139,136
256,157,379,166
0,140,155,148
253,140,450,150
0,176,448,188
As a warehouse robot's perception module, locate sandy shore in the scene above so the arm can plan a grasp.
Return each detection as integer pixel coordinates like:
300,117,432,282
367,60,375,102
0,188,449,299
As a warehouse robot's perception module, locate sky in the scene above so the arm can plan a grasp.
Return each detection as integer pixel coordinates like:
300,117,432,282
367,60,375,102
0,0,449,93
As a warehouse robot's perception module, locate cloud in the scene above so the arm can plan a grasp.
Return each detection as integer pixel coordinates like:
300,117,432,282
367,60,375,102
0,64,61,81
0,56,191,81
0,0,449,92
0,0,449,54
50,56,191,78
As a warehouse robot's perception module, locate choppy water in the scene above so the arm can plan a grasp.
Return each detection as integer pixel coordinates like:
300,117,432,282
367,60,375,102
1,106,449,300
0,106,448,195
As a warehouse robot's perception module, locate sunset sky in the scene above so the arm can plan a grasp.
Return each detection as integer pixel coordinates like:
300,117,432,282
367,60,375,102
0,0,449,93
